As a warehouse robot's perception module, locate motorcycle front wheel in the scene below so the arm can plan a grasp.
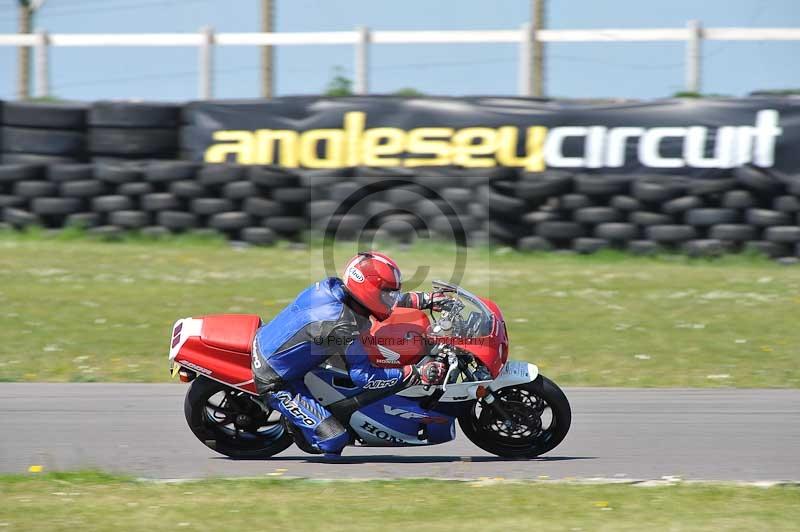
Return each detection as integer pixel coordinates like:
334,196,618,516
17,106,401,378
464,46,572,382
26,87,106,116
184,376,293,459
458,375,571,458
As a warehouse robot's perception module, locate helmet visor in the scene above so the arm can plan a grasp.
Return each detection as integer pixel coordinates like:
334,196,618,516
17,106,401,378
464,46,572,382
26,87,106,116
379,288,402,309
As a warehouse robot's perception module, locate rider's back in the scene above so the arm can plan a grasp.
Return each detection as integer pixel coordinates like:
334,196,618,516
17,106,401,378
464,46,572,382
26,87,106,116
254,277,352,382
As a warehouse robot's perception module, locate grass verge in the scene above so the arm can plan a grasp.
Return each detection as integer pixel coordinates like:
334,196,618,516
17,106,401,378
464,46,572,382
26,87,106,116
0,472,798,531
0,229,798,386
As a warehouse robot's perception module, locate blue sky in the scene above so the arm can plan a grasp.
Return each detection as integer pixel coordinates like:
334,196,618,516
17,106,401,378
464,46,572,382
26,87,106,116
0,0,798,101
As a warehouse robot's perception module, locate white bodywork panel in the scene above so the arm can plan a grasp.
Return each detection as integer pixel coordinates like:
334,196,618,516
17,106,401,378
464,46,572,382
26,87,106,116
304,370,347,405
397,360,539,401
168,317,203,362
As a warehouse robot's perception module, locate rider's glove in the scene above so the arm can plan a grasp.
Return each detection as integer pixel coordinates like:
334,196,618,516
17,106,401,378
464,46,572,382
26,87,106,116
402,360,447,386
404,291,448,311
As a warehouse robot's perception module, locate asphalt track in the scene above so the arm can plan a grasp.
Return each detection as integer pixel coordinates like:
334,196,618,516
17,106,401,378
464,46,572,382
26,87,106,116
1,384,798,481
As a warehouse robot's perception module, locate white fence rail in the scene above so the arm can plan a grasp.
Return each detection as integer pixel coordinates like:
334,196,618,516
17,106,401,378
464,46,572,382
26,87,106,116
2,23,799,99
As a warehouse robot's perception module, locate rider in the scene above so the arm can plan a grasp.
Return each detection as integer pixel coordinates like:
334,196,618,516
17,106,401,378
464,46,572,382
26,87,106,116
251,251,447,456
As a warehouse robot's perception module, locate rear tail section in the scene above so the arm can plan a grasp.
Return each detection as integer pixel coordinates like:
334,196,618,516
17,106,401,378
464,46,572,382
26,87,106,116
169,314,262,394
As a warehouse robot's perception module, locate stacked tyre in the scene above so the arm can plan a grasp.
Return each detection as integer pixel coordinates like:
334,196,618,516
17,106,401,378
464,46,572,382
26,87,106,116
1,102,88,165
88,102,180,163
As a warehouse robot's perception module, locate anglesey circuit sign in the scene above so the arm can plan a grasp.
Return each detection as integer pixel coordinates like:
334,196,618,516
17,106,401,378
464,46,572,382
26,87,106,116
182,97,799,176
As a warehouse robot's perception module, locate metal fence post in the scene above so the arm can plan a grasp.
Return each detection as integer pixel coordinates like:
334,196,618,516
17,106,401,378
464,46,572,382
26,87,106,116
199,26,214,100
518,22,533,97
355,26,370,95
685,19,702,94
34,30,50,99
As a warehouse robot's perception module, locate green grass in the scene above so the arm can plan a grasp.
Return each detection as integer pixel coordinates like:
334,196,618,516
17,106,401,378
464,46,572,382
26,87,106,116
0,472,798,531
0,229,798,387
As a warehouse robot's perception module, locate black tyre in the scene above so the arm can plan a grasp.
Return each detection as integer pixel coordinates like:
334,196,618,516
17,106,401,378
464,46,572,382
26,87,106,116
117,182,155,197
145,161,197,183
89,102,180,128
1,101,87,129
241,227,277,246
559,194,592,211
2,153,81,165
157,211,198,231
733,166,782,192
630,211,673,226
141,192,179,212
689,178,735,196
209,212,252,231
2,126,85,156
95,163,144,185
307,200,340,221
573,207,621,224
485,189,527,219
774,196,800,213
109,210,150,229
722,190,754,209
273,187,311,204
3,207,40,227
610,195,641,212
487,219,526,243
646,224,697,243
183,376,292,459
594,222,638,241
0,195,24,208
515,172,572,200
574,173,631,196
517,235,554,251
88,128,178,156
314,214,363,238
765,226,800,243
31,197,81,216
386,185,430,207
223,180,258,200
685,208,739,226
14,180,57,198
573,237,610,254
198,165,246,187
746,209,791,227
248,166,300,188
709,224,756,242
299,169,349,188
663,196,703,215
265,215,307,235
520,209,556,227
536,221,584,240
92,195,134,213
47,164,94,183
192,198,235,216
459,375,571,458
170,180,207,199
244,197,284,218
0,164,44,184
631,177,686,203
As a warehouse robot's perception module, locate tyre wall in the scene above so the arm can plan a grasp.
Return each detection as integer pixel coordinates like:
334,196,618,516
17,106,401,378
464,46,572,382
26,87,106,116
0,100,799,258
0,160,799,258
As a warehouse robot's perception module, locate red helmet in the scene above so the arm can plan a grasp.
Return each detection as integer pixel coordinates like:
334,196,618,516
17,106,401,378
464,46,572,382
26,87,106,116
342,251,402,321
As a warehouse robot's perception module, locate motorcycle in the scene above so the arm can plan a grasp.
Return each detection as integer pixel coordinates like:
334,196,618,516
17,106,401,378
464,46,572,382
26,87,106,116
168,280,571,458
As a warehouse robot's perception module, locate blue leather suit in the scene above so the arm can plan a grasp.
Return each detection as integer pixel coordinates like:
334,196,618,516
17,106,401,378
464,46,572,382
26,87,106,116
252,277,409,454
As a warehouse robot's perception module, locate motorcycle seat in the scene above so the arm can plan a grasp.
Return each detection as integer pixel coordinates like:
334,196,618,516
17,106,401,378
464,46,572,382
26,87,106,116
199,314,262,354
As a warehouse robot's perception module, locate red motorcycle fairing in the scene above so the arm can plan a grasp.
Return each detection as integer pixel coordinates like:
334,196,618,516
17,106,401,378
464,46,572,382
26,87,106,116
366,307,431,367
367,298,509,378
173,314,260,394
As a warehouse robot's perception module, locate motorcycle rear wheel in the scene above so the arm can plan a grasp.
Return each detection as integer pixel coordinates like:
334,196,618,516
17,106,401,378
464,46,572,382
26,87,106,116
458,375,571,458
184,376,293,459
